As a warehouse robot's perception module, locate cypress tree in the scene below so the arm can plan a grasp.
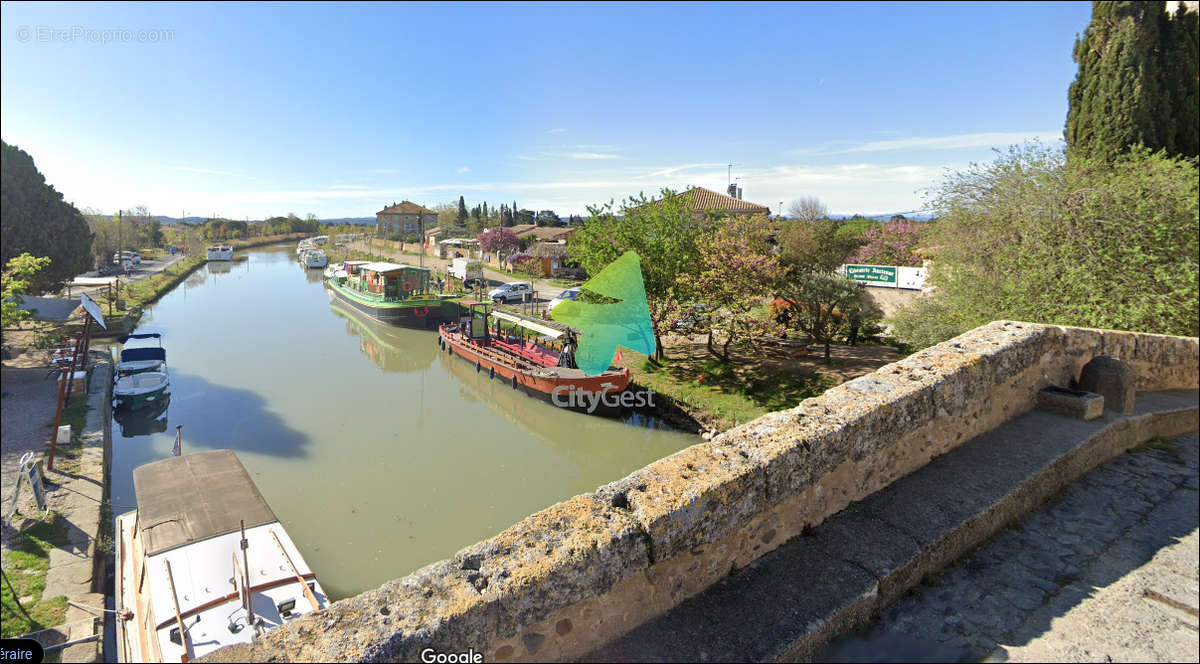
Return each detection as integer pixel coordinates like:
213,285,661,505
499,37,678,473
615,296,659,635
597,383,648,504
1066,1,1198,162
457,195,468,224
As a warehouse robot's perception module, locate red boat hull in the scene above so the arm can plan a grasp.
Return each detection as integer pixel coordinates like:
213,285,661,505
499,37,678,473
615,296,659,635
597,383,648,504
438,325,630,412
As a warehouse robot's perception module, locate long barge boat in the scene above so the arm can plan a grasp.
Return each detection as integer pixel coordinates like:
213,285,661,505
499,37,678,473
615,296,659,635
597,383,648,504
438,300,630,412
325,260,459,329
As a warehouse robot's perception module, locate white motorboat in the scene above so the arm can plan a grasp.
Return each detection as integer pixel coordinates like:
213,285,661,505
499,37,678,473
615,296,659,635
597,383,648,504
302,249,329,269
115,450,329,663
113,371,170,411
116,333,167,377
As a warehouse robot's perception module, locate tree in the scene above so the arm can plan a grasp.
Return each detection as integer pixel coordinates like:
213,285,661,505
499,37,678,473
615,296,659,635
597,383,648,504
569,189,709,360
1,253,51,331
1066,1,1199,161
897,142,1198,348
1,141,94,289
477,227,520,254
535,210,560,227
776,217,859,275
833,215,882,248
776,273,866,360
500,205,513,227
850,219,927,266
457,196,468,225
515,209,535,225
679,214,785,360
787,196,828,222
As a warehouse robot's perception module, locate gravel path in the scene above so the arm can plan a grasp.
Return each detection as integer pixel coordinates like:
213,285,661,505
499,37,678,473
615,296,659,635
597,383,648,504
820,432,1199,662
1,350,61,541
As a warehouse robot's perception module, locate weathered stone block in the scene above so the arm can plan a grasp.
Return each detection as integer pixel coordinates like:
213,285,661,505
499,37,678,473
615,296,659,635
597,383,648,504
1079,355,1135,414
1037,386,1104,420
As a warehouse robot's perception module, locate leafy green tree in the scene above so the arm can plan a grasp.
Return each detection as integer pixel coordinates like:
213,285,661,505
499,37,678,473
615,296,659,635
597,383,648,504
1,253,51,331
1,141,93,289
1066,1,1199,161
535,210,560,227
679,214,785,360
775,273,866,360
457,196,468,225
569,189,709,360
833,216,882,247
776,217,859,275
899,142,1198,348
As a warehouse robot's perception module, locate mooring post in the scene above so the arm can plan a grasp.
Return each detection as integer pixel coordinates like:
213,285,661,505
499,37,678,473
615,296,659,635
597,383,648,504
48,366,70,471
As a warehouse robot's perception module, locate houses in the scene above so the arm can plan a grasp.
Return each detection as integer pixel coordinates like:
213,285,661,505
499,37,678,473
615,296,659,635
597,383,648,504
376,201,437,237
508,224,577,244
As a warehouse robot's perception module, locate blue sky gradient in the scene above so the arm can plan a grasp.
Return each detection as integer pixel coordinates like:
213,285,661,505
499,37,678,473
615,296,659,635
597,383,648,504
1,1,1091,219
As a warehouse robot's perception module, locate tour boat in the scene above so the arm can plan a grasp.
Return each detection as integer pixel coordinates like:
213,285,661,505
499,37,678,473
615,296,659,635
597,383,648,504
206,245,234,261
116,333,167,377
113,371,170,411
437,300,630,411
115,450,329,663
324,260,458,329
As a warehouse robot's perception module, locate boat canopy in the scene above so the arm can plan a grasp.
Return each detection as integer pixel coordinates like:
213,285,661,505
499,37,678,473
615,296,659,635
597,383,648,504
490,310,564,339
132,450,277,557
118,333,162,344
119,347,166,363
360,261,429,274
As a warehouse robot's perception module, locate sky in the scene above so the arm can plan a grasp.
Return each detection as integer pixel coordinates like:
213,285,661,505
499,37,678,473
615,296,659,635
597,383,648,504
1,1,1092,219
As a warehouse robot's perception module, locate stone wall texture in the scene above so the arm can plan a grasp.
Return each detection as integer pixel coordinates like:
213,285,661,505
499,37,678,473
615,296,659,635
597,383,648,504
200,321,1199,662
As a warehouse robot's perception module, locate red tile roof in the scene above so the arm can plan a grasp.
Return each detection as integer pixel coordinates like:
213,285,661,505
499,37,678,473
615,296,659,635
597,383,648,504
673,187,770,214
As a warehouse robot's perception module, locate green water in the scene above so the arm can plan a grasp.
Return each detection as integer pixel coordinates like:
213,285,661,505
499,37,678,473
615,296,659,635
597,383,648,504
109,244,695,599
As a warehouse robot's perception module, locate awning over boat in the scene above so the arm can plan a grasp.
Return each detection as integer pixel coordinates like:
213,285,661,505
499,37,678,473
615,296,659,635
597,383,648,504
490,310,565,339
119,347,166,363
359,261,431,274
133,450,277,556
118,333,161,343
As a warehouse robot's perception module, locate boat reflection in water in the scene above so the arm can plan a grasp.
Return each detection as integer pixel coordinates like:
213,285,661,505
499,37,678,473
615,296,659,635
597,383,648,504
327,295,437,373
113,393,171,438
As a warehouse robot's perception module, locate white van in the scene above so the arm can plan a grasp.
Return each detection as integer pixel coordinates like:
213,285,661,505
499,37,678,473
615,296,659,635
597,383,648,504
488,281,533,303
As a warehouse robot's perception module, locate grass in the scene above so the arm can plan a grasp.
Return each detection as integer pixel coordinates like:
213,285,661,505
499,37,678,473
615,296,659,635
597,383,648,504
1,514,71,638
626,350,838,431
1138,435,1184,464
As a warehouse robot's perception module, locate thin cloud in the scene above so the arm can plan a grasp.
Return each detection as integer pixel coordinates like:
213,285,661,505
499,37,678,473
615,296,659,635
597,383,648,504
456,166,470,174
368,168,404,174
842,131,1062,153
513,154,544,161
544,128,566,134
165,165,239,176
565,152,620,160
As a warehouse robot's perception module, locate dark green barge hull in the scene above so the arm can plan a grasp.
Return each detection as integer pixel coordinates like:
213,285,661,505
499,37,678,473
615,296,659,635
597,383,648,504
326,281,460,329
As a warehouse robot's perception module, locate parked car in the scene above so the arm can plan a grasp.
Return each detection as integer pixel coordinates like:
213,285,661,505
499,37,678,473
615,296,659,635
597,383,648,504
113,251,141,265
547,287,581,313
488,281,533,304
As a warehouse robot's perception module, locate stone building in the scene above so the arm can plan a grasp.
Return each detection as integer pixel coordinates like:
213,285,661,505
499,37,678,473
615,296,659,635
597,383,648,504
376,201,437,236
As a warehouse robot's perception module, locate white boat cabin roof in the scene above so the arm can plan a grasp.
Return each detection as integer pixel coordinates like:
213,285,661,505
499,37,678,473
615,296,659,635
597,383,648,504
132,450,276,557
359,261,429,274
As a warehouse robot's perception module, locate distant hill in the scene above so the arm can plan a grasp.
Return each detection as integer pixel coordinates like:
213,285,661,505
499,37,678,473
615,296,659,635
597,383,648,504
150,215,376,226
320,217,375,226
828,211,936,222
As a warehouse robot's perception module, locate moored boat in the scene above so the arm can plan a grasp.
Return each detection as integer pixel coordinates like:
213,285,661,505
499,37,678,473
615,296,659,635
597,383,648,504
206,245,234,261
115,450,328,663
302,248,329,269
113,371,170,411
324,260,458,329
437,300,630,412
116,333,167,377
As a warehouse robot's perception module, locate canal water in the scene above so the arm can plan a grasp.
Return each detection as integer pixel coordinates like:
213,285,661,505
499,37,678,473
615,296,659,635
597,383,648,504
109,244,695,600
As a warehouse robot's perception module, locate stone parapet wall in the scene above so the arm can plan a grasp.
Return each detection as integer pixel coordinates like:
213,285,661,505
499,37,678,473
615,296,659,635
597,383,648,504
201,322,1199,662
